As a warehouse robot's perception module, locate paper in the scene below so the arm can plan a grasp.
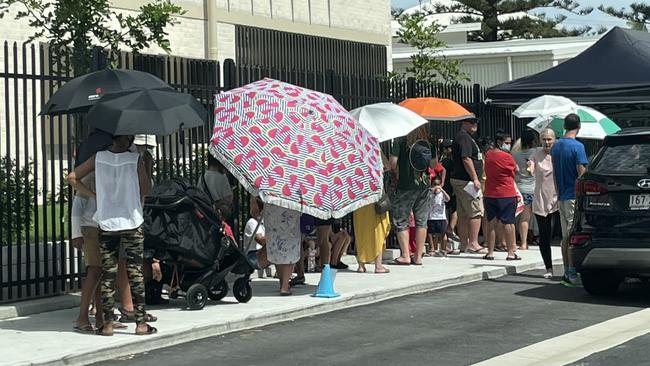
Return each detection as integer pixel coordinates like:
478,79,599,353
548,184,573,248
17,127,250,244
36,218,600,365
464,181,482,199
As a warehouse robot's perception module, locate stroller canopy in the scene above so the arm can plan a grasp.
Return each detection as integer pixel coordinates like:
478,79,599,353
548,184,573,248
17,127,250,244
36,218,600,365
144,178,223,266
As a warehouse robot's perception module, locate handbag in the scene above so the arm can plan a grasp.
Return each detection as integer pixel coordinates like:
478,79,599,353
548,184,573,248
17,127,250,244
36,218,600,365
374,173,392,214
375,191,391,215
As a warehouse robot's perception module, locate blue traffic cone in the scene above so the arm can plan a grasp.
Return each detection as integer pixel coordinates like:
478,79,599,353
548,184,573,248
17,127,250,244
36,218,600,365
312,264,340,298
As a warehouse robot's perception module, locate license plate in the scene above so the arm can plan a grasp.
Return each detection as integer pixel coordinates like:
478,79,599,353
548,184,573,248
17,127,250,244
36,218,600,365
629,194,650,210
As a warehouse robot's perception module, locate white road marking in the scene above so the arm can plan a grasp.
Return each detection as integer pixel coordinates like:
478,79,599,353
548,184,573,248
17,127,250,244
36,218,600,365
472,308,650,366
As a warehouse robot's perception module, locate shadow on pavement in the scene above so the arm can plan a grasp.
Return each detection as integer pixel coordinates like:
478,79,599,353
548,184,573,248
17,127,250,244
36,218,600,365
494,273,650,307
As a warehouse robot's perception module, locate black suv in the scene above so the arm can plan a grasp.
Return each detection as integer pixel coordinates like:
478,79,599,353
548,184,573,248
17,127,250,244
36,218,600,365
571,127,650,295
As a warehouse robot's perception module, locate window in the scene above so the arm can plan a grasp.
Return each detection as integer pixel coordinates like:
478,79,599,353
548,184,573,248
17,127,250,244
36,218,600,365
593,142,650,174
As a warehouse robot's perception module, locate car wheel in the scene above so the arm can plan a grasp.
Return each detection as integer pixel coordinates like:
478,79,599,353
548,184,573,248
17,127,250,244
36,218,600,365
581,270,622,296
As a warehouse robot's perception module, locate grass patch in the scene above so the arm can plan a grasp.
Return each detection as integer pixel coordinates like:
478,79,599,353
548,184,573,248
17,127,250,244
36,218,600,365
29,204,69,243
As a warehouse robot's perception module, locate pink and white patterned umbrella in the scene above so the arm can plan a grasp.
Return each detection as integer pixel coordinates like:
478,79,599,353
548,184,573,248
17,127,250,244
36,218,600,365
209,78,383,219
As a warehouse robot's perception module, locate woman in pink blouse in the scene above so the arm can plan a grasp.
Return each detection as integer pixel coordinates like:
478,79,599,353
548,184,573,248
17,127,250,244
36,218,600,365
530,128,559,279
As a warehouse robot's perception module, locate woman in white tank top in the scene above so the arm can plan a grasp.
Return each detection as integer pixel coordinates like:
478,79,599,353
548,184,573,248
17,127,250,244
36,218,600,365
68,134,156,336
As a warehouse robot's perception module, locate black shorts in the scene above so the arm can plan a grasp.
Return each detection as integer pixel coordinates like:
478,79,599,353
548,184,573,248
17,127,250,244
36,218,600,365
313,216,334,226
427,220,448,235
484,197,517,225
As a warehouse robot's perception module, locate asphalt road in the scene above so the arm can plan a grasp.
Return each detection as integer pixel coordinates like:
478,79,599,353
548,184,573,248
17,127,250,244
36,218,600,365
568,333,650,366
96,270,650,366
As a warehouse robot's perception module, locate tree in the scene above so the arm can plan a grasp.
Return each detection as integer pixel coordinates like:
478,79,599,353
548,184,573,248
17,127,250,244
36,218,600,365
0,0,185,75
395,11,470,86
600,3,650,32
429,0,589,42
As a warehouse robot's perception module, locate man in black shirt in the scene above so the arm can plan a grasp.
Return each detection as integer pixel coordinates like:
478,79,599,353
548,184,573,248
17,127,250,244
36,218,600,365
450,119,486,254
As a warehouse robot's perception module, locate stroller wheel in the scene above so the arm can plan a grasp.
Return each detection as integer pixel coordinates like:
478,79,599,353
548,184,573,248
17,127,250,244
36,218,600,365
186,284,208,310
233,278,253,303
208,280,229,301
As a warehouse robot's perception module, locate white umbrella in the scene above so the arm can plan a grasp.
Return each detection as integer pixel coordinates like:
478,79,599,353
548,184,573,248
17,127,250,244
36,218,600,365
350,103,428,142
513,95,578,119
527,106,621,140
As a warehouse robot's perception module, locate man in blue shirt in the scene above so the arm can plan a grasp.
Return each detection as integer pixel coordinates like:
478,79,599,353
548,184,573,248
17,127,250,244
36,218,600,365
551,113,588,287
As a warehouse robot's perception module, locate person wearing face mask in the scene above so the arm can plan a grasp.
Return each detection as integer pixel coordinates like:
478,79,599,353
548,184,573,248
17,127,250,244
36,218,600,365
495,130,513,153
483,135,520,261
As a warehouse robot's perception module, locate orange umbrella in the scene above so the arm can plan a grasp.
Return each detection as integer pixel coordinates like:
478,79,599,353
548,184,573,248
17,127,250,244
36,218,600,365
399,97,475,121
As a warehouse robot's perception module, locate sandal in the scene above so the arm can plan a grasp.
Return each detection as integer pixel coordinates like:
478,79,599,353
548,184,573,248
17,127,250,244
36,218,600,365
289,276,306,287
494,246,507,252
356,266,367,273
374,267,390,274
482,254,495,261
390,258,410,266
135,323,158,336
279,291,292,296
506,254,522,261
73,323,95,334
119,308,157,323
446,249,461,255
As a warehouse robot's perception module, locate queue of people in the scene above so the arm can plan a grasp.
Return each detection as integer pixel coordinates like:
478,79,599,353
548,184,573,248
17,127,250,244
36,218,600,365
67,113,588,335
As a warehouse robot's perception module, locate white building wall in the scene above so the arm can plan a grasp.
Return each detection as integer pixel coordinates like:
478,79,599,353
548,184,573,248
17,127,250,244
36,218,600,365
511,57,554,80
393,53,557,88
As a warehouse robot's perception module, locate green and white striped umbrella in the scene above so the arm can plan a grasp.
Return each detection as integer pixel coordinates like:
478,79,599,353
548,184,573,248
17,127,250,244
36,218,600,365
527,106,620,140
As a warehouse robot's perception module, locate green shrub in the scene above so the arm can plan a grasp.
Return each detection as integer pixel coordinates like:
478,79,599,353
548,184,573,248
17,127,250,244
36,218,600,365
0,156,35,245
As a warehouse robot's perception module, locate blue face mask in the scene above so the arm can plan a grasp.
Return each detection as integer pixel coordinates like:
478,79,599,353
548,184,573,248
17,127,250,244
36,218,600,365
501,143,511,152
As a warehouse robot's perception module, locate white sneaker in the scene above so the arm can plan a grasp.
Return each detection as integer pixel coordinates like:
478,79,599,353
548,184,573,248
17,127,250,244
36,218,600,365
543,270,553,279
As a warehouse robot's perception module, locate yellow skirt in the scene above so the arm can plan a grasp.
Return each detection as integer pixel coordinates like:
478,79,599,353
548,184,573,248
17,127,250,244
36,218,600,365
353,204,391,263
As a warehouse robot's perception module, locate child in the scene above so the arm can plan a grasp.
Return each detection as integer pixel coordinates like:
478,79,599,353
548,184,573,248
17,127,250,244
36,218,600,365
243,196,273,278
427,175,451,257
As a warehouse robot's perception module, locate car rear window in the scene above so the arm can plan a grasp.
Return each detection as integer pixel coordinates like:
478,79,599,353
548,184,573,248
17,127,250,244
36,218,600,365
592,142,650,174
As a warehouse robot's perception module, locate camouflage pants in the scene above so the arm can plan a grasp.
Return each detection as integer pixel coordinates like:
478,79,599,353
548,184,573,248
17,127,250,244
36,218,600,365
99,227,146,324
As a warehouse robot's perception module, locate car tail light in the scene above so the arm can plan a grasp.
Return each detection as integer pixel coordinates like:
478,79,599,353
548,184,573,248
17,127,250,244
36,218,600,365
576,180,608,197
570,233,591,247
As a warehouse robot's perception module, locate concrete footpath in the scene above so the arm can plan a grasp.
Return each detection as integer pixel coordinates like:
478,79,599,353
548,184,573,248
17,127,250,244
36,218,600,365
0,247,562,366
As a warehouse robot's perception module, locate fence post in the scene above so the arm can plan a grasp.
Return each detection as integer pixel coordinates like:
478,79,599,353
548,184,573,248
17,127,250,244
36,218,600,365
90,46,106,74
406,77,416,98
472,83,482,105
325,69,337,98
223,58,237,90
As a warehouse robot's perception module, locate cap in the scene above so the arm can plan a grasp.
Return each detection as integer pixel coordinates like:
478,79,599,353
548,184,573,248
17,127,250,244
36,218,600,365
441,139,453,148
133,134,157,147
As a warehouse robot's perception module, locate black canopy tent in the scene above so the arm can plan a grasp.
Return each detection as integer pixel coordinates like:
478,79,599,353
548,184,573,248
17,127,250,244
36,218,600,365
487,27,650,106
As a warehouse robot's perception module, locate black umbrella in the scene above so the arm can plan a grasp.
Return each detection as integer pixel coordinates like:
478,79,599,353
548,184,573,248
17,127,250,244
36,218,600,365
41,68,170,115
85,88,207,136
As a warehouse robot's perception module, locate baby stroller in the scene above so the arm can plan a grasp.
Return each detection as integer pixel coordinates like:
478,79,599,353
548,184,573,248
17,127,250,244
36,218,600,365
143,178,254,310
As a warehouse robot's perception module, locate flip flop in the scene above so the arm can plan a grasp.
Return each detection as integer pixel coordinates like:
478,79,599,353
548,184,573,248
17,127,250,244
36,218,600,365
279,291,292,296
73,323,95,335
506,254,522,261
482,254,495,261
446,249,461,255
289,276,305,287
135,324,158,336
375,268,390,274
494,247,507,252
390,259,410,265
410,257,423,266
467,248,488,254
